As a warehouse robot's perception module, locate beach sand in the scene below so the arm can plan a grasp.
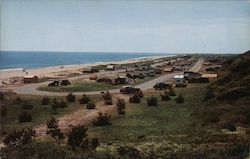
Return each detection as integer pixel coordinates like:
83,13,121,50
0,56,169,86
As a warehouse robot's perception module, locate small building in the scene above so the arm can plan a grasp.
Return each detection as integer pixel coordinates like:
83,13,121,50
82,67,99,73
89,74,97,80
107,65,115,71
23,75,38,83
164,67,173,73
154,68,163,74
202,74,217,81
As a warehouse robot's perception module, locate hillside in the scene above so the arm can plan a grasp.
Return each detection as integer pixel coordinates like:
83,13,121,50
211,50,250,100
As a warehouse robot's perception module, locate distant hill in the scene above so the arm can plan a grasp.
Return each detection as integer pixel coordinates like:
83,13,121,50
211,50,250,100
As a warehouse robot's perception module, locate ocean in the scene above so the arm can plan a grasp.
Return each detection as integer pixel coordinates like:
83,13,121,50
0,51,174,70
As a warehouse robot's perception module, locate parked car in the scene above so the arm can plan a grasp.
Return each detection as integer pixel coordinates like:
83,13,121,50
120,85,141,94
153,82,172,90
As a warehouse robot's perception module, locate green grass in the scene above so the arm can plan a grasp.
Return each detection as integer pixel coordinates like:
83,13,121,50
0,94,102,135
88,84,208,151
38,76,158,92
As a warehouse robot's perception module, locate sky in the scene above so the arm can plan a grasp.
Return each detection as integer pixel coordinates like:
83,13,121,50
0,0,250,53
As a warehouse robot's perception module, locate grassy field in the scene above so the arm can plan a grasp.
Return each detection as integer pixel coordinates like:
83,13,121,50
38,75,158,92
0,94,102,135
88,84,207,153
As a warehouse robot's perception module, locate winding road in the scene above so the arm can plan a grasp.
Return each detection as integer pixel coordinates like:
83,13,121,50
13,59,203,96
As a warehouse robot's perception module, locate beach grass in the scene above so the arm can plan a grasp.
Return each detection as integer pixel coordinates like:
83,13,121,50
0,94,102,134
88,84,209,151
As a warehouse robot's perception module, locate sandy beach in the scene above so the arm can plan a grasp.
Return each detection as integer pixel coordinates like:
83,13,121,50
0,55,170,86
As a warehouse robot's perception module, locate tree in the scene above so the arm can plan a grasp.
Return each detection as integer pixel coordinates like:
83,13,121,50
175,94,184,104
147,96,158,106
160,91,171,101
129,94,141,103
86,101,96,109
21,101,34,110
102,91,113,105
116,98,126,115
41,96,50,105
46,117,64,143
3,128,36,147
0,91,4,101
67,125,88,150
92,112,111,126
19,111,32,122
66,92,76,102
59,100,67,108
79,94,90,104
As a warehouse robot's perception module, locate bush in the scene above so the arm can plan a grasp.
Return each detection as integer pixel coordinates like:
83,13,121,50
46,117,64,143
3,128,36,147
21,101,34,110
147,96,158,106
129,94,141,103
0,91,4,101
41,96,50,105
90,138,99,150
79,94,90,104
160,91,171,101
66,92,76,102
59,100,67,108
67,125,88,149
19,111,32,122
225,122,236,131
116,98,126,115
86,101,96,109
93,112,111,126
1,104,8,117
15,97,22,104
168,86,176,96
51,98,59,114
175,94,184,104
102,91,113,105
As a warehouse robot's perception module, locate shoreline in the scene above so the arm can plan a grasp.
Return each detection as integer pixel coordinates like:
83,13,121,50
0,55,174,71
0,55,174,84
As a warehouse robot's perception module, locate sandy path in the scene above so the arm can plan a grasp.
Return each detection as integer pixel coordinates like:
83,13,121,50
34,94,129,137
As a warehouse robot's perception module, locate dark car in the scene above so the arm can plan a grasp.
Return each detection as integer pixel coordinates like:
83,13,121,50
153,82,172,90
120,85,141,94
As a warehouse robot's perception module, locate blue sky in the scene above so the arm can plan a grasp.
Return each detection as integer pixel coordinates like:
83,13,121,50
1,0,249,53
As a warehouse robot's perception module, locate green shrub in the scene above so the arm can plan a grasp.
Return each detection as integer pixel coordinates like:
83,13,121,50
46,117,64,143
147,96,158,106
66,92,76,102
3,128,36,147
175,94,184,104
102,91,113,105
86,101,96,109
116,98,126,115
0,91,4,101
67,125,88,149
21,101,34,110
79,94,90,104
15,97,22,104
51,98,59,114
41,96,50,105
59,100,67,108
93,112,111,126
225,122,236,131
129,94,141,103
169,87,176,96
1,104,8,117
160,91,171,101
19,111,32,122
